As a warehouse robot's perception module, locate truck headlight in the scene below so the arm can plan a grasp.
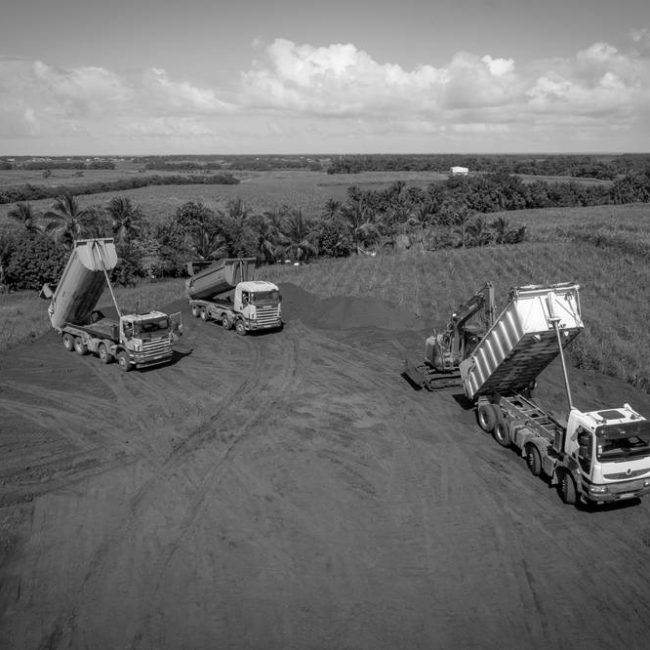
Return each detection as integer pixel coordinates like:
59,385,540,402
644,479,650,487
588,485,609,494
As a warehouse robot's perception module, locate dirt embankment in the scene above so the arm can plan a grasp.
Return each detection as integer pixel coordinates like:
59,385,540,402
1,283,649,648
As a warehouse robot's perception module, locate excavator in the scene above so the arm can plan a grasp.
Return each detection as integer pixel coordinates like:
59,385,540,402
402,282,496,389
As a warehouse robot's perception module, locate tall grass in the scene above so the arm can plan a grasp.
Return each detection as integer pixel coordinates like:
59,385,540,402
264,240,650,392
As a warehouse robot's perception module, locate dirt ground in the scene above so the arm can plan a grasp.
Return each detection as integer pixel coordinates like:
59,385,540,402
1,283,649,649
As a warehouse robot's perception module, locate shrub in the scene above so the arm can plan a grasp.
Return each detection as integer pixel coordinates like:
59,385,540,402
317,218,353,257
5,232,66,290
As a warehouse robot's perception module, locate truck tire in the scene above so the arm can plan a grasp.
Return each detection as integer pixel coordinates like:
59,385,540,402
525,443,542,476
117,350,132,372
477,404,496,432
74,337,88,355
558,471,577,505
63,333,75,352
221,314,232,329
235,318,247,336
200,307,208,322
493,416,511,447
98,343,113,364
191,304,200,318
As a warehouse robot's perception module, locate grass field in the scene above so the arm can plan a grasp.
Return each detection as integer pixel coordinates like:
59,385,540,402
0,170,448,226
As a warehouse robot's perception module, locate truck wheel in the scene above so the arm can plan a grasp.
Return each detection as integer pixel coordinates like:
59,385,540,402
558,471,577,505
477,404,496,432
117,350,132,372
493,417,511,447
200,307,208,322
191,304,200,318
63,333,75,352
221,314,231,329
235,319,247,336
98,343,113,364
525,444,542,476
74,337,88,355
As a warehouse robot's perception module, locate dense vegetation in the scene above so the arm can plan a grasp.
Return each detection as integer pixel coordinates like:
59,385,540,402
0,176,531,290
326,153,650,178
0,172,239,205
141,155,323,172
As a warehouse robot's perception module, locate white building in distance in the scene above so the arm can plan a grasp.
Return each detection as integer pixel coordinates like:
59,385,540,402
450,166,469,175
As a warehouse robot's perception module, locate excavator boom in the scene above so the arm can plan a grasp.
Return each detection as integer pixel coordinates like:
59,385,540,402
402,282,496,390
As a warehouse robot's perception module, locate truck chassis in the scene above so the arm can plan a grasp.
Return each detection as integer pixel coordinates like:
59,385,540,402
60,321,173,371
189,298,282,335
476,393,650,505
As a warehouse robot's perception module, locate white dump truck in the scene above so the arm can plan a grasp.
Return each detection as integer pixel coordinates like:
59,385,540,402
186,258,282,335
459,282,650,506
43,238,181,372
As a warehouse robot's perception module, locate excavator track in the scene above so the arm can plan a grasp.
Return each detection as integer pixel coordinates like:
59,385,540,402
402,360,461,391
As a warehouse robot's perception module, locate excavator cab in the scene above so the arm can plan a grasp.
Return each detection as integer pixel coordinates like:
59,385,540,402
403,282,496,390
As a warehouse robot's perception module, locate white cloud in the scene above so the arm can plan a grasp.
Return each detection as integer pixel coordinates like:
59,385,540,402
0,30,649,153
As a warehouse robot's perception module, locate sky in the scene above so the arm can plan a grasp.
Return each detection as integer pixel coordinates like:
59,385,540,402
0,0,649,155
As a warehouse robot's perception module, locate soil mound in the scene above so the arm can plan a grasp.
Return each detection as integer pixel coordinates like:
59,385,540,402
279,282,415,330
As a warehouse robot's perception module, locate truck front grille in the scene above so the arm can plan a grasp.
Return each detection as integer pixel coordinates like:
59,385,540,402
140,339,171,358
255,306,281,328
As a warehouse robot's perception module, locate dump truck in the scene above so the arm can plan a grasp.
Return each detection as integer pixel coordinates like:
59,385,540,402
414,282,650,506
42,238,181,372
186,257,282,335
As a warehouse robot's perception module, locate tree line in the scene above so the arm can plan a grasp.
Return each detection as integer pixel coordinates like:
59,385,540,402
0,172,239,205
326,154,650,179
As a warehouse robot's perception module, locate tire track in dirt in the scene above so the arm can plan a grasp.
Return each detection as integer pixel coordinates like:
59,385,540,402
55,327,302,646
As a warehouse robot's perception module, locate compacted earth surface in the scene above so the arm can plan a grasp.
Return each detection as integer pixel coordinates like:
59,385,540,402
1,283,649,648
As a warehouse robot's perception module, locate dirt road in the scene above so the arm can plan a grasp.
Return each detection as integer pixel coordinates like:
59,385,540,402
1,285,649,648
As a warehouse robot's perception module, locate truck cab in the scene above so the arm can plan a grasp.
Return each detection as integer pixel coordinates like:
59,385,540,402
117,310,182,370
562,405,650,502
234,281,282,332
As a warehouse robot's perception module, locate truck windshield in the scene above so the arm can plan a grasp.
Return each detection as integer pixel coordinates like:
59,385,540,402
252,290,280,306
596,421,650,460
134,318,170,336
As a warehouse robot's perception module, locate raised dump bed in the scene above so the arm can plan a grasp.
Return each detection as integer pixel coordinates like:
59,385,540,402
460,283,583,400
47,238,118,331
185,257,256,300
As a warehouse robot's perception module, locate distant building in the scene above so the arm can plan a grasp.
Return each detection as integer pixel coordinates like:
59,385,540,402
450,166,469,176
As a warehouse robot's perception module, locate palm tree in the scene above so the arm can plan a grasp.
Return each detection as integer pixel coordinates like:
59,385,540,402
7,202,40,233
341,188,379,253
176,201,226,260
249,212,282,264
107,196,142,245
279,209,318,262
322,198,341,220
45,193,89,249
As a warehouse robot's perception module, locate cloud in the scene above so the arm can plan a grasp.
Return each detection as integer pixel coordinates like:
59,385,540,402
240,36,650,136
0,29,649,153
0,57,233,143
